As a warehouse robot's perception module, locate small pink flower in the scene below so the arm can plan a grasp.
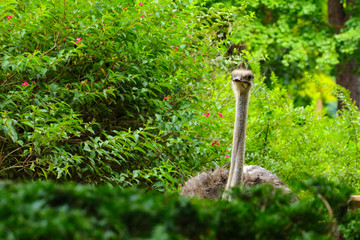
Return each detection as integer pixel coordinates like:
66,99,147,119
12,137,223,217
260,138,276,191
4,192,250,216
164,97,167,100
218,112,223,118
225,154,230,158
232,122,234,126
175,46,178,49
22,81,29,86
6,15,13,20
141,15,144,18
202,113,210,118
171,46,174,49
32,81,36,84
76,41,79,44
206,55,209,57
76,37,82,41
174,50,177,52
179,184,182,187
148,14,151,16
108,86,111,89
80,42,83,45
122,7,125,10
212,140,220,146
139,2,143,6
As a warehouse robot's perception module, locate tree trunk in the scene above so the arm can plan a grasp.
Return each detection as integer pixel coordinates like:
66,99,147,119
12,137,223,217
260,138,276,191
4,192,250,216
328,0,360,110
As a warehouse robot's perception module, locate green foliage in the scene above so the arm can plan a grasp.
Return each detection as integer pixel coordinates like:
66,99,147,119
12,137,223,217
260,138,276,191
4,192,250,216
339,209,360,240
0,0,243,188
335,2,360,64
204,0,360,108
245,73,360,192
0,177,353,239
191,67,360,194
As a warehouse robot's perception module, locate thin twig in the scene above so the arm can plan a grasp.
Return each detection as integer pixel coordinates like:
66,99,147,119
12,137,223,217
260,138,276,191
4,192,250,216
317,193,334,220
2,146,24,163
0,161,34,173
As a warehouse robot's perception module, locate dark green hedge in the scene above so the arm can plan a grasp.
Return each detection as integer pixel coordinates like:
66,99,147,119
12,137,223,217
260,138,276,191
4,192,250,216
0,177,358,240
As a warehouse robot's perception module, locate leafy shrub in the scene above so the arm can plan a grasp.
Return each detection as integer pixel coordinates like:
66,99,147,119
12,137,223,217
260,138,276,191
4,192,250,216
0,0,242,188
339,209,360,240
0,177,353,240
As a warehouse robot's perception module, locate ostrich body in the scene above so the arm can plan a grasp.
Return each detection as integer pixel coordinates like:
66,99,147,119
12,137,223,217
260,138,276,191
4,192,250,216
181,69,293,200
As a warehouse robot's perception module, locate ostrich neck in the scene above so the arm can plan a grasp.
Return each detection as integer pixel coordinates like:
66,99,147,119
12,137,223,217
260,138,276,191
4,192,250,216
226,90,250,189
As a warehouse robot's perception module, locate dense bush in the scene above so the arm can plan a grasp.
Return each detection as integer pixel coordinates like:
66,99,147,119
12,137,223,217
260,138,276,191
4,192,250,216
0,177,355,240
0,0,242,188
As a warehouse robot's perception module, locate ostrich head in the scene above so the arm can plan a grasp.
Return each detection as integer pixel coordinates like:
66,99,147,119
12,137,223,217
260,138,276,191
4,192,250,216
231,69,254,94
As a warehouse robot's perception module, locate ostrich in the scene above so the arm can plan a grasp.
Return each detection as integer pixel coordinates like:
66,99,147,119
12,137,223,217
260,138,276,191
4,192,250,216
180,69,294,200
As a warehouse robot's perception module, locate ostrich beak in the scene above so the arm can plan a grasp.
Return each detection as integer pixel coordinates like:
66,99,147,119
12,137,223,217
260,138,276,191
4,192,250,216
233,76,253,85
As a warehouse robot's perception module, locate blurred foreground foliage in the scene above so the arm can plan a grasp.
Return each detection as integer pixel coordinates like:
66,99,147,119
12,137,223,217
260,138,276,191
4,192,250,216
0,177,359,240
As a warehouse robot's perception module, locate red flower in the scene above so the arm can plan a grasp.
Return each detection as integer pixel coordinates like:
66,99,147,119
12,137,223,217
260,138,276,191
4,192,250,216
202,112,210,118
22,81,29,86
139,2,143,6
6,15,13,20
164,97,167,100
218,112,223,118
178,183,182,187
212,140,219,146
225,154,230,158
